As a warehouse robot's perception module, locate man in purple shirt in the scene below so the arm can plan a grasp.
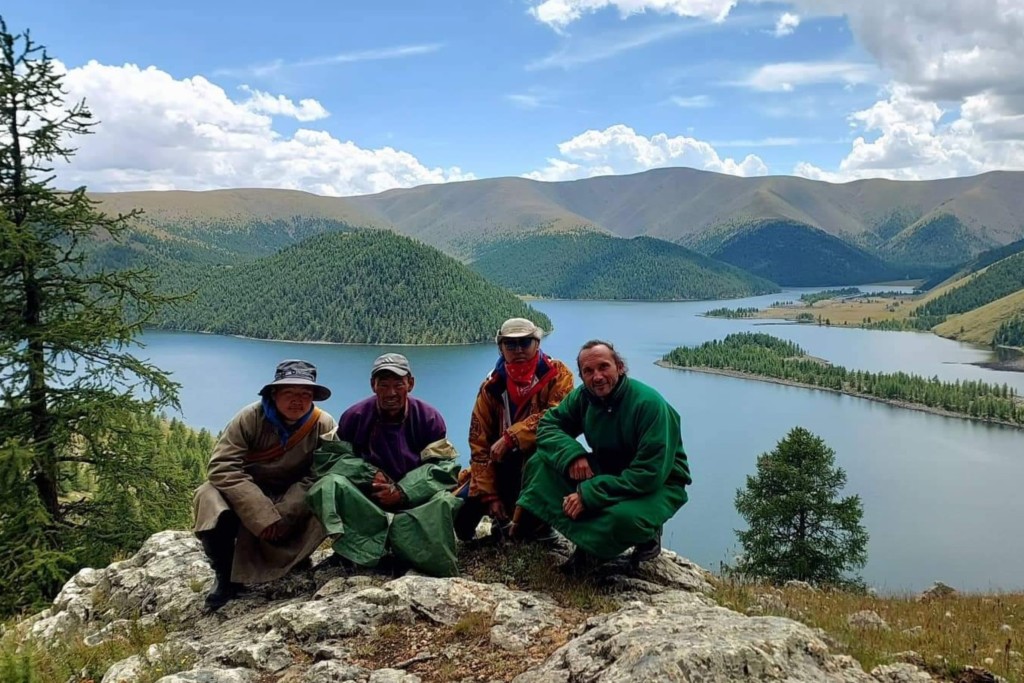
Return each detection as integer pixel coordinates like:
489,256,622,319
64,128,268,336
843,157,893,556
306,354,463,576
338,353,448,487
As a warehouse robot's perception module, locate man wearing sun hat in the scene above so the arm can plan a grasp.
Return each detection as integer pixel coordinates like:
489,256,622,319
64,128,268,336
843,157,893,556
454,318,575,542
193,359,337,610
307,353,463,577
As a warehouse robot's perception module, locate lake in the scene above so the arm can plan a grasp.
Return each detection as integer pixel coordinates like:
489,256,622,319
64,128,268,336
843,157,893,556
139,287,1024,593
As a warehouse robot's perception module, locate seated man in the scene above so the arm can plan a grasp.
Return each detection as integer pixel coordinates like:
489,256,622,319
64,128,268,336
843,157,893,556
517,340,692,573
193,360,336,610
307,353,462,577
455,317,574,542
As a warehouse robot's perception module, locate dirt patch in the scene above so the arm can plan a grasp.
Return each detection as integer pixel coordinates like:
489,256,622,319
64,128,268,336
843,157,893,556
346,611,582,682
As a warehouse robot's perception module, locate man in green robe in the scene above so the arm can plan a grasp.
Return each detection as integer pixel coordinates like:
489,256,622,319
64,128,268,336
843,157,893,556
517,340,692,573
306,354,462,576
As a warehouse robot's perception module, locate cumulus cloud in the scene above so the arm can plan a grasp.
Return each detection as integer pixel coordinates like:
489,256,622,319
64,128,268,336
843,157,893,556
524,124,767,181
739,61,876,92
784,0,1024,102
51,61,472,196
785,0,1024,181
773,12,799,37
529,0,736,30
794,85,1024,182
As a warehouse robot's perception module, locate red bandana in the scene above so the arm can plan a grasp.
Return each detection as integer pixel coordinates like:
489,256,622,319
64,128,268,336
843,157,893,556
505,353,541,404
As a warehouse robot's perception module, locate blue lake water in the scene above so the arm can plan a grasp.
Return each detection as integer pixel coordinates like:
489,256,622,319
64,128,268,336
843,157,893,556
138,287,1024,593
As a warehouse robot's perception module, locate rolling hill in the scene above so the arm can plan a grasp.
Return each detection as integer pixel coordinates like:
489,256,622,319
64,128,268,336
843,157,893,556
470,232,779,300
150,230,552,344
90,168,1024,286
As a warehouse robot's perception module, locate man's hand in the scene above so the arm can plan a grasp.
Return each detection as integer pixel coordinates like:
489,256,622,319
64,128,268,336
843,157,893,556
487,498,508,522
260,520,289,542
489,437,510,463
371,479,405,508
562,492,585,520
568,457,594,482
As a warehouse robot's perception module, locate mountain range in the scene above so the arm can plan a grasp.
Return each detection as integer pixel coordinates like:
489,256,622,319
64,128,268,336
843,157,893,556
93,168,1024,278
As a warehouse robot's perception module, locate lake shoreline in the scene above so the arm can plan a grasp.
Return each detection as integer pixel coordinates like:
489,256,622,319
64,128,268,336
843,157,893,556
654,360,1024,430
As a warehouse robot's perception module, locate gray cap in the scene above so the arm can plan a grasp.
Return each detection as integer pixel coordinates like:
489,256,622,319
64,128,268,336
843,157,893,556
259,359,331,401
371,353,411,378
495,317,543,344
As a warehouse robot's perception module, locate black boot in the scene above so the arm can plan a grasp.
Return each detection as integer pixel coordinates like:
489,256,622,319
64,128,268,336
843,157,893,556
558,548,600,577
198,520,242,611
631,527,663,564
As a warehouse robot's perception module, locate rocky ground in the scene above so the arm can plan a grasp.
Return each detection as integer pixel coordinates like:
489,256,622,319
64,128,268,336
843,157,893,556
7,530,955,682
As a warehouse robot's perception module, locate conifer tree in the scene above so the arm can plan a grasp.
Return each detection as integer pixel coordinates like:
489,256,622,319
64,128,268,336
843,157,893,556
734,427,868,586
0,17,185,614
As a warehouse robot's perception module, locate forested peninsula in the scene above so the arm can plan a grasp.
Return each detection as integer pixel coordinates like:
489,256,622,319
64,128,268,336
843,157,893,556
660,333,1024,427
151,230,551,344
471,232,779,300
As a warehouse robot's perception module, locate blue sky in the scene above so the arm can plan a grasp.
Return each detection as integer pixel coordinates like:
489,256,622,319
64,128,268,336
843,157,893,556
4,1,1022,195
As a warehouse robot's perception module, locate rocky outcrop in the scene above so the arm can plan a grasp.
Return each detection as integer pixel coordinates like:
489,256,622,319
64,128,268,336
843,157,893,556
10,531,937,682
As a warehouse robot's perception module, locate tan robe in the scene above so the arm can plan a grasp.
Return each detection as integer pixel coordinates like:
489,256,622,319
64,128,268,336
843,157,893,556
193,401,337,584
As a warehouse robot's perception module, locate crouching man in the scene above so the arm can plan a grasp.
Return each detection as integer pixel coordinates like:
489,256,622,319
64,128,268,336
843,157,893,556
193,360,337,610
517,341,692,574
307,353,462,576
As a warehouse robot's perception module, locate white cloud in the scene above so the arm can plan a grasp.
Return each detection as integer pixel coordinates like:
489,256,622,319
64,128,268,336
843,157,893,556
783,0,1024,102
529,0,736,30
783,1,1024,181
215,44,443,79
52,61,473,196
527,21,696,70
670,94,712,108
238,86,329,122
739,61,876,92
773,12,799,37
524,124,767,181
794,84,1024,182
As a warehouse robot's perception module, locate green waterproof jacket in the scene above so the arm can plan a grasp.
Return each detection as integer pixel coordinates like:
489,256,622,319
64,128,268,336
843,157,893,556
306,438,463,576
517,376,691,559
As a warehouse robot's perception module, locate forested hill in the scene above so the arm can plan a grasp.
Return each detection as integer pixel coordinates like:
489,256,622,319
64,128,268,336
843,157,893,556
470,232,779,300
151,231,551,344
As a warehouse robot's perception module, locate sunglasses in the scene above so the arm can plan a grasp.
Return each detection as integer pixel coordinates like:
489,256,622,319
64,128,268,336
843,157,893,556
501,338,536,349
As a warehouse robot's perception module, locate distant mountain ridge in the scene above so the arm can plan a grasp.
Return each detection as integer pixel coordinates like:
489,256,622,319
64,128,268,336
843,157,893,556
92,168,1024,283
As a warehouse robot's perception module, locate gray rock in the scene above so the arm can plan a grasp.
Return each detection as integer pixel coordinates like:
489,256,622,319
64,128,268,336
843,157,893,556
302,661,371,682
870,663,933,682
847,610,890,631
9,531,894,683
918,581,957,601
260,587,412,641
100,655,146,683
31,530,209,643
514,590,876,682
368,669,422,683
155,668,257,683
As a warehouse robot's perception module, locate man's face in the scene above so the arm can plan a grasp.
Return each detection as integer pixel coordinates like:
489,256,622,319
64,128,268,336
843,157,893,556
499,337,539,364
578,345,623,398
273,386,315,422
372,372,414,416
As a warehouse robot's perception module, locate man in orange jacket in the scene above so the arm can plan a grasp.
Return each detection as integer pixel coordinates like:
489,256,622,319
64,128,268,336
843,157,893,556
455,318,575,542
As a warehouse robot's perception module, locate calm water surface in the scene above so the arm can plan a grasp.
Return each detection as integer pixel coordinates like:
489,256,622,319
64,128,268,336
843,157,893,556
139,287,1024,593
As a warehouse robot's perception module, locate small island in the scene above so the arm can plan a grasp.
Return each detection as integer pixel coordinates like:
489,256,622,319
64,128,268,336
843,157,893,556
659,332,1024,427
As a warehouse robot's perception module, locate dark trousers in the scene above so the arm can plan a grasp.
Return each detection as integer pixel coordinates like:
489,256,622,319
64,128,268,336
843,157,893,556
455,452,549,541
197,510,240,577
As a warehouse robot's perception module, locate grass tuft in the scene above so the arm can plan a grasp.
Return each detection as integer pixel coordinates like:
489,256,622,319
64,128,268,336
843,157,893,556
712,577,1024,682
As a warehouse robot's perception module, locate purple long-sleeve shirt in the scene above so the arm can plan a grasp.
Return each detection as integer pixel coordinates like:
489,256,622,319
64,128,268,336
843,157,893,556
336,396,447,481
